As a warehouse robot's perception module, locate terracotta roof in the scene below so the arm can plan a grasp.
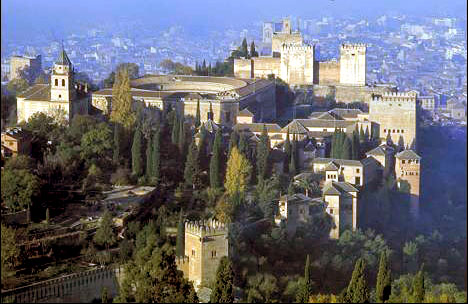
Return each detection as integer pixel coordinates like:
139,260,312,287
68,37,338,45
314,157,362,167
17,84,51,101
233,123,282,134
308,112,341,120
395,149,421,160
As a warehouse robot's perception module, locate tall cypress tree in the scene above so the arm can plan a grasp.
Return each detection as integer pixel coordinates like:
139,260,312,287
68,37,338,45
296,254,313,303
359,125,365,142
210,257,234,303
250,41,258,57
198,125,209,171
210,128,223,188
146,133,153,179
412,265,425,303
331,129,337,158
113,123,121,164
342,136,351,160
178,117,185,154
202,59,207,75
184,138,201,189
256,125,270,182
195,99,201,128
132,127,143,177
345,258,369,303
376,251,392,303
351,130,361,160
176,212,185,257
238,132,249,158
364,126,370,143
171,113,179,145
284,128,291,173
228,130,239,157
241,38,249,58
152,127,161,185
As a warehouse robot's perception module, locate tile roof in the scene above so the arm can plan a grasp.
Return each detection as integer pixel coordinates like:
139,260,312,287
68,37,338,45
365,146,386,156
233,123,282,134
17,84,51,101
329,108,363,119
395,149,421,160
323,180,359,196
324,161,339,171
282,120,309,134
295,119,356,130
238,108,254,117
313,157,362,167
279,193,314,205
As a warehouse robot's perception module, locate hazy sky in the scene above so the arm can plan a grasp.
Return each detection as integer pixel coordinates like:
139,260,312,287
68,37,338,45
2,0,467,43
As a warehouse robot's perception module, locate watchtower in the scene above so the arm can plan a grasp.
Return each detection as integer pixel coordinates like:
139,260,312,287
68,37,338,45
339,43,366,86
395,150,421,218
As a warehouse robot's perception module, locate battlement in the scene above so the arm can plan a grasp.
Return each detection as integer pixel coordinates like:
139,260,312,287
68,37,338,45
176,255,190,265
341,43,367,51
281,43,314,52
185,218,227,237
373,91,418,103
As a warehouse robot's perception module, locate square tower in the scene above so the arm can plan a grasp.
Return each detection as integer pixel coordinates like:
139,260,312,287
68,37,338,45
183,219,228,289
282,17,292,34
280,44,315,85
395,150,421,218
339,43,366,86
51,49,75,102
263,22,274,43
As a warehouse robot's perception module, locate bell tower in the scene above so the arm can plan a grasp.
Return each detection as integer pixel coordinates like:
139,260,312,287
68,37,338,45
50,47,75,102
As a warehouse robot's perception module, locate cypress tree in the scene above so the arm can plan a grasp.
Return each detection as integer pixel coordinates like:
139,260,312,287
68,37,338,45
241,38,249,58
351,130,361,160
238,132,249,158
331,129,337,158
184,138,201,189
178,117,185,154
376,251,392,303
171,113,179,145
146,133,153,178
195,99,201,128
256,125,270,182
152,127,161,185
198,125,209,171
296,254,313,302
342,136,351,160
345,258,370,303
359,125,365,142
132,127,143,177
209,102,213,120
412,266,425,303
228,130,239,157
364,126,370,143
250,41,258,57
202,59,207,75
284,128,291,172
210,257,234,303
176,212,185,257
210,128,223,188
113,123,121,164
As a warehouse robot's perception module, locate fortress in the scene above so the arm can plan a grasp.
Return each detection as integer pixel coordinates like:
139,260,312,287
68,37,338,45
234,17,396,102
176,219,229,289
92,75,276,126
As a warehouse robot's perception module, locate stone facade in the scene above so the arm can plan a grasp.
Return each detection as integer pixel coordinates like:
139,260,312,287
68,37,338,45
315,60,340,85
176,219,228,289
369,92,418,150
280,44,314,85
10,55,42,81
395,150,421,217
339,44,367,86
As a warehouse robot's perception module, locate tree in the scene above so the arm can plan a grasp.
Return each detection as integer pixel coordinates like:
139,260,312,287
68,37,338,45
342,136,352,160
184,139,201,189
238,132,249,158
7,78,29,94
113,123,122,164
211,257,235,303
256,125,270,182
45,208,50,223
151,127,161,185
146,132,153,179
284,128,291,173
376,251,392,303
1,169,40,211
172,113,179,145
345,258,370,303
93,209,116,252
250,41,259,57
102,287,110,303
80,123,113,162
132,127,143,177
241,38,249,58
176,213,185,257
1,225,20,278
412,266,425,303
352,130,361,160
210,128,223,189
178,116,185,154
198,125,209,171
228,130,239,157
195,99,201,128
289,146,297,176
296,254,313,303
110,67,136,130
225,147,252,199
359,125,365,142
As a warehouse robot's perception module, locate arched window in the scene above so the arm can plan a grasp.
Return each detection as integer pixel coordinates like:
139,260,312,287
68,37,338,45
62,79,65,86
55,79,58,86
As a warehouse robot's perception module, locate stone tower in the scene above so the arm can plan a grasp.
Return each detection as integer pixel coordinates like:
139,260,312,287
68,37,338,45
282,17,292,34
51,48,75,102
178,219,228,289
395,150,421,218
369,92,418,150
339,43,366,86
263,22,274,43
280,44,315,85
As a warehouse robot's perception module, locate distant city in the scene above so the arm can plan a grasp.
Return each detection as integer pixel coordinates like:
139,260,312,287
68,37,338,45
2,14,467,105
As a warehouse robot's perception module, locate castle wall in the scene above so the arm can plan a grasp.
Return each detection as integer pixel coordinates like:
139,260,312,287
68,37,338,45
280,44,314,85
201,234,229,288
233,59,253,79
316,60,340,85
1,267,122,303
238,82,276,122
395,158,421,217
339,44,366,86
311,84,397,104
271,32,302,55
185,232,204,288
252,57,281,79
10,55,42,80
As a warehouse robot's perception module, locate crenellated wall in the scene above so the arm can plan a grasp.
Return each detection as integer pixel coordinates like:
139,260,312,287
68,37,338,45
339,43,366,86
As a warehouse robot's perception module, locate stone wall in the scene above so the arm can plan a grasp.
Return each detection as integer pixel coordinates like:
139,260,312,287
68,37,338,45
316,60,340,85
271,32,302,55
233,59,253,79
1,267,123,303
252,57,281,79
311,84,397,104
238,82,276,122
280,44,314,85
339,44,366,86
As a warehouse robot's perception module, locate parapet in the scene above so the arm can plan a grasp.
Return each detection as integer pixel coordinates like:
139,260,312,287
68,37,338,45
372,91,418,103
281,43,314,52
185,218,227,237
340,43,367,51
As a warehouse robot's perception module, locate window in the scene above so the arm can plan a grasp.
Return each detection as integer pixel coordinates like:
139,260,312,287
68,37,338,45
402,160,405,164
62,79,65,86
55,79,58,86
212,251,217,258
225,111,231,123
397,129,400,133
323,128,327,132
401,130,404,133
329,209,334,214
59,95,61,99
356,168,360,173
355,177,361,185
384,129,386,133
415,160,419,164
191,249,195,256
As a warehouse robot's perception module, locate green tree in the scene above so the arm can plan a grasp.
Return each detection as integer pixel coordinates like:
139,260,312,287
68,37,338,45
113,123,122,164
198,125,209,171
7,78,29,94
238,132,249,157
210,128,223,189
45,208,50,223
228,130,239,157
345,258,370,303
241,38,249,58
172,112,179,145
289,145,297,176
225,147,252,198
102,287,110,303
146,132,153,179
342,136,352,160
178,117,185,154
211,257,235,303
195,99,201,128
110,67,136,130
93,209,116,252
184,139,202,189
376,251,391,303
250,41,259,57
412,266,425,303
1,169,40,211
80,123,112,161
1,225,20,278
296,254,313,303
256,125,270,182
176,213,185,257
151,127,161,185
352,129,361,160
284,128,291,173
359,125,365,142
131,127,143,177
